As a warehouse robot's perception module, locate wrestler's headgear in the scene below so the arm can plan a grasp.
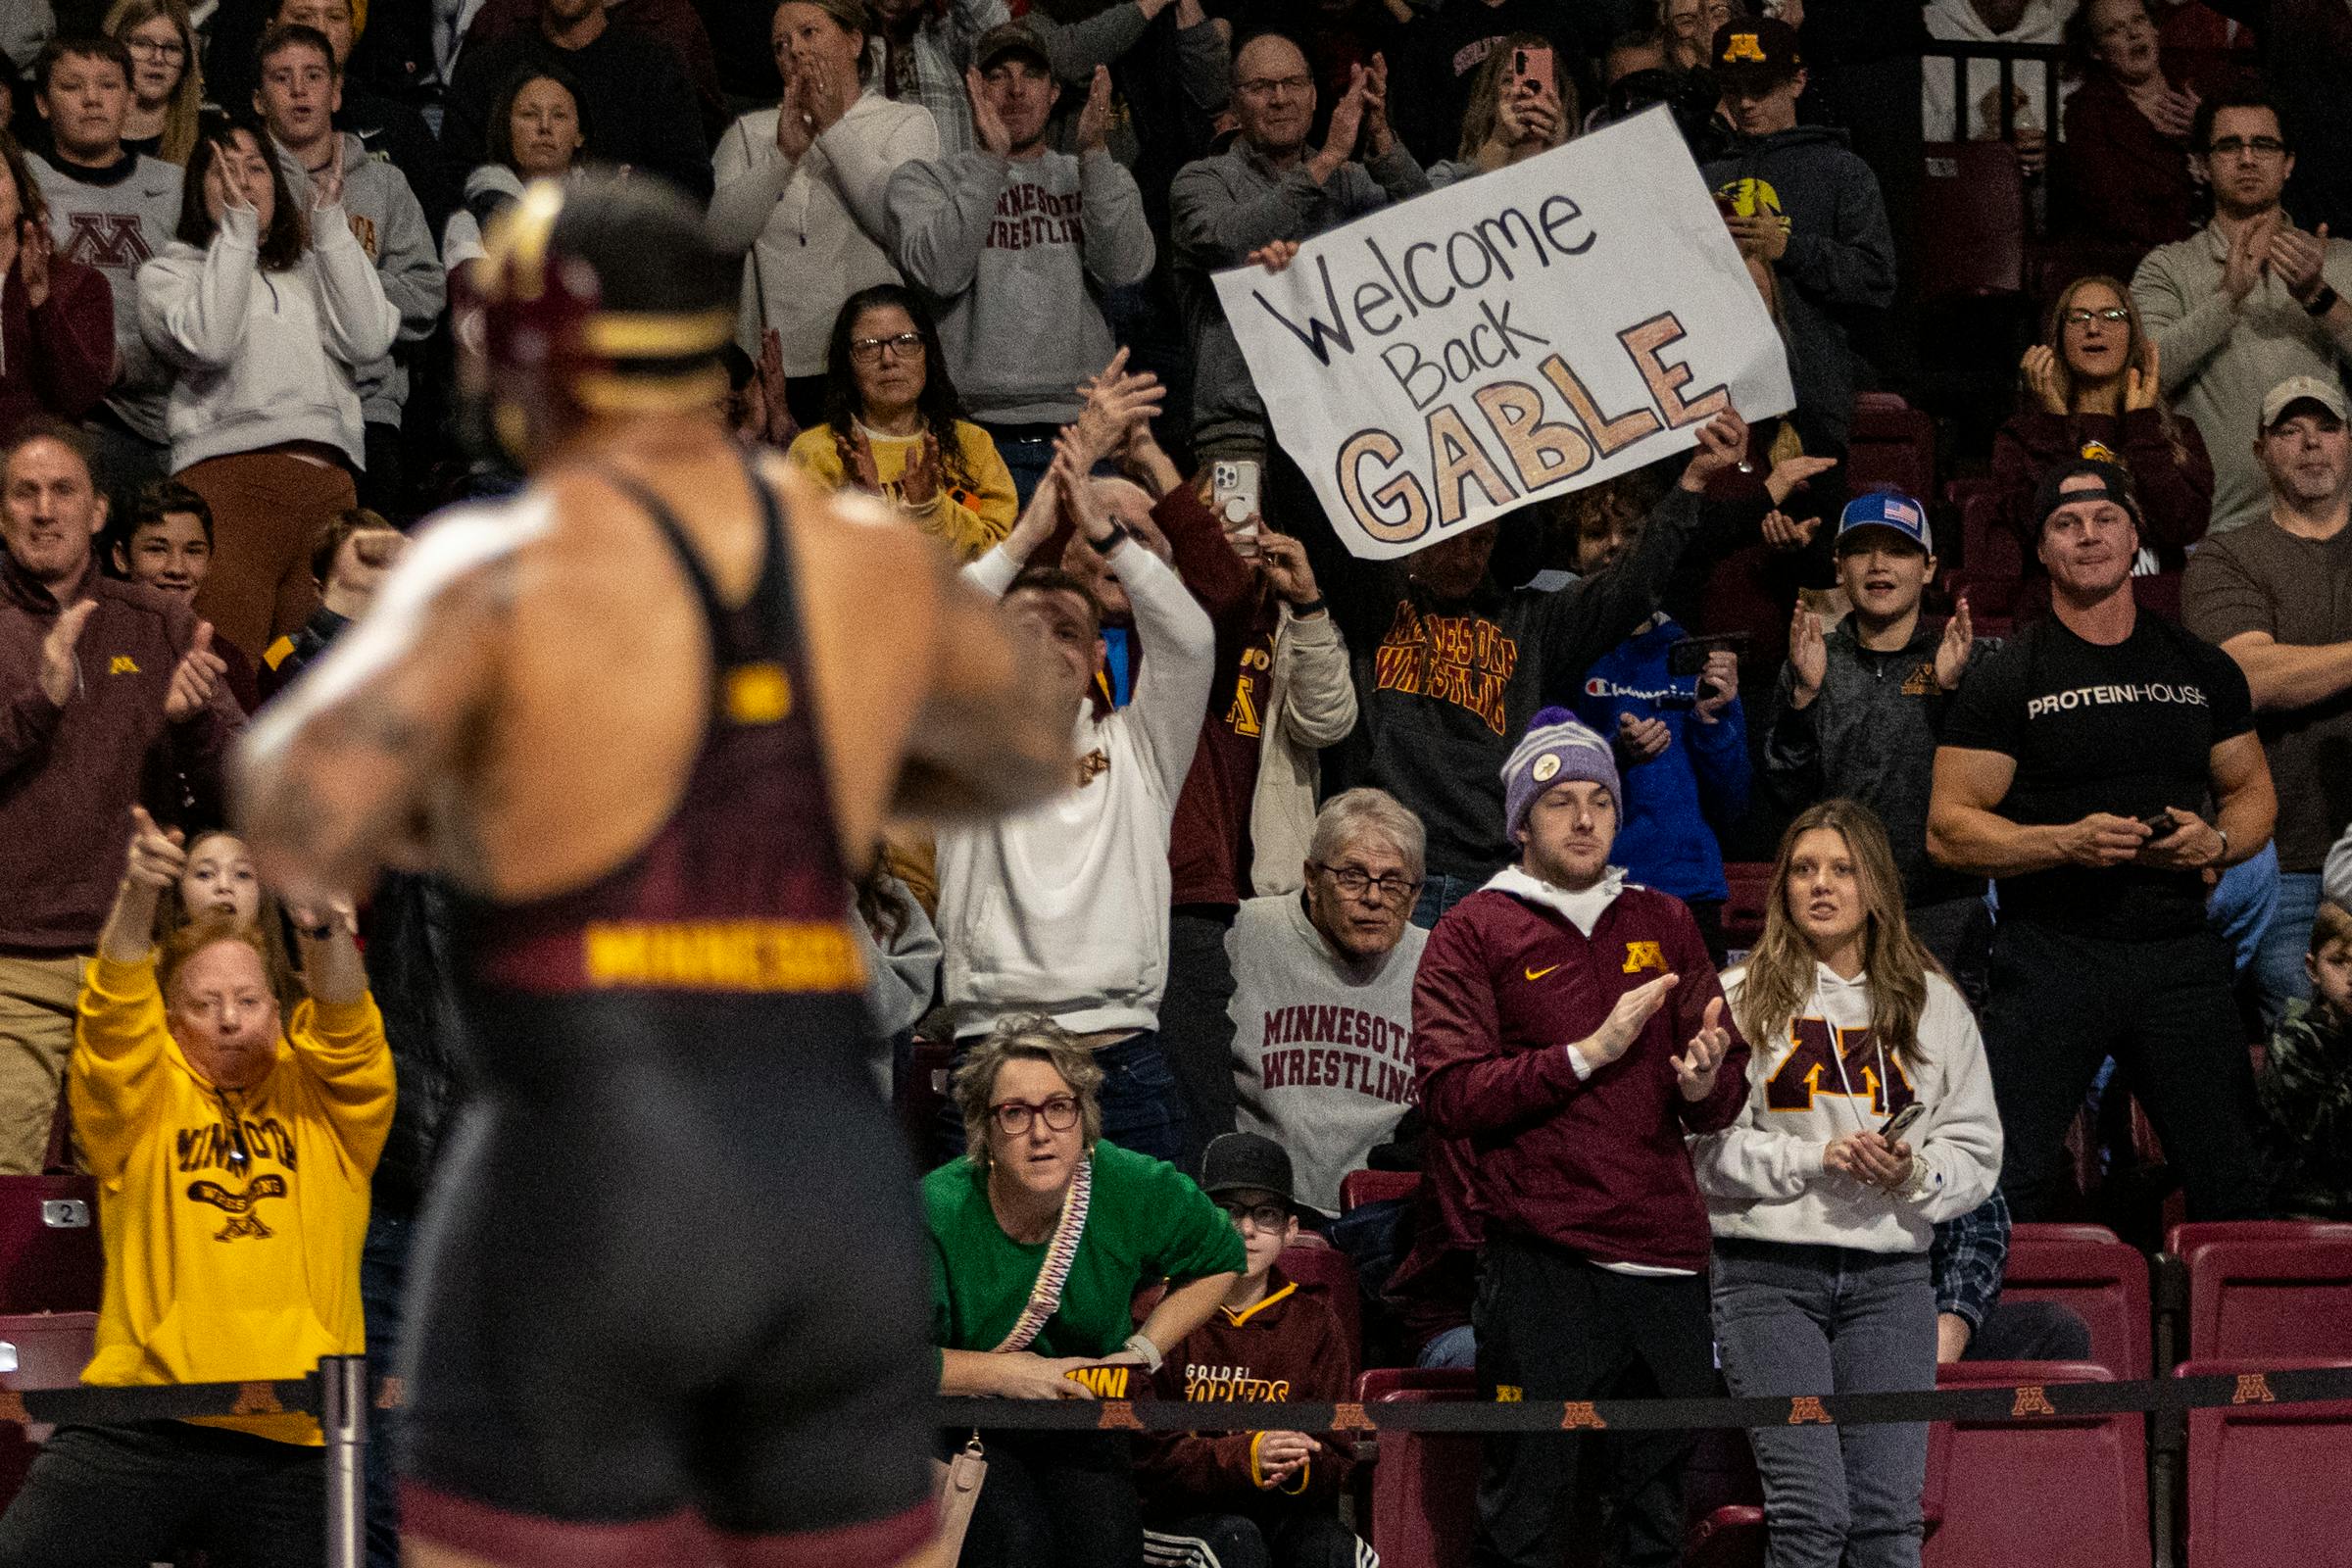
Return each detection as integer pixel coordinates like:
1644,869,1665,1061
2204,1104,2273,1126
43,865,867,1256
453,173,738,465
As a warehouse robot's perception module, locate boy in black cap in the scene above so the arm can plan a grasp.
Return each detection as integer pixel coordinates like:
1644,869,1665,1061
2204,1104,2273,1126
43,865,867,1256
1930,455,2276,1223
1136,1132,1368,1568
1700,16,1895,458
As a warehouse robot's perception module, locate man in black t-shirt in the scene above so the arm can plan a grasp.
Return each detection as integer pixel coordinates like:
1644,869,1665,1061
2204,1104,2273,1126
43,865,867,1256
1929,459,2277,1222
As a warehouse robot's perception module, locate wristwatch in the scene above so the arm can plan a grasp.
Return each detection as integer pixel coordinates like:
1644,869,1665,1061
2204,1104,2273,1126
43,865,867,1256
1083,522,1131,556
2305,283,2340,318
2212,823,2230,866
1122,1332,1163,1373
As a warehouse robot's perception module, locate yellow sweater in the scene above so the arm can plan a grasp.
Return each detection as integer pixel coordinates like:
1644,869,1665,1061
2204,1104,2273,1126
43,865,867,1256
785,418,1017,562
69,956,395,1446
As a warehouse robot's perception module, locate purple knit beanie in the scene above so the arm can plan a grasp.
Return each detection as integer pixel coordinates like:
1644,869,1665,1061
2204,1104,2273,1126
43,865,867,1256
1501,707,1622,844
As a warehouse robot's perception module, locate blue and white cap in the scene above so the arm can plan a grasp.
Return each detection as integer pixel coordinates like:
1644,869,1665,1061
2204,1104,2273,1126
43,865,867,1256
1835,489,1933,555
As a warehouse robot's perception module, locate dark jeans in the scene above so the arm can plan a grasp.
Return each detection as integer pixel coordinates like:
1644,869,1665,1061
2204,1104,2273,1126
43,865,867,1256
1906,894,1993,1012
360,1203,416,1568
0,1421,322,1568
937,1028,1188,1167
1470,1234,1715,1568
980,425,1057,513
1412,872,1490,930
1711,1241,1935,1568
1964,1299,2092,1363
1982,919,2267,1222
960,1430,1141,1568
1146,1508,1368,1568
1158,906,1240,1176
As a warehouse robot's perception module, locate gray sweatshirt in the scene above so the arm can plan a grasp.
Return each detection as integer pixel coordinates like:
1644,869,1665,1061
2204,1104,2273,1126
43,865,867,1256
1763,614,1992,909
1226,891,1426,1217
888,146,1153,424
2133,218,2352,535
1170,138,1430,456
32,152,183,445
273,133,445,427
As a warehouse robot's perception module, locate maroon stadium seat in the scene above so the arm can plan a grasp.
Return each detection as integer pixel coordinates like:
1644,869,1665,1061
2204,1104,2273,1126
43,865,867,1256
1918,144,2027,300
1341,1169,1422,1213
2001,1228,2151,1377
2169,1225,2352,1360
1359,1368,1480,1568
1922,1361,2147,1568
1721,862,1773,955
2179,1357,2352,1566
0,1312,98,1515
1847,393,1937,504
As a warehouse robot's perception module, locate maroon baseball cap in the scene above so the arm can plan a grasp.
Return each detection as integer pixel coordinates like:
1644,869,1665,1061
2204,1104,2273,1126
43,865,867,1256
1712,18,1803,85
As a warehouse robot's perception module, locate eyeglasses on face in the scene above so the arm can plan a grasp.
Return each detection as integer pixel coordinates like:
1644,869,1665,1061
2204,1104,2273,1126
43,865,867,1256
1237,74,1313,98
1221,1200,1290,1233
1309,859,1422,904
127,37,188,58
2208,135,2286,159
1670,2,1736,36
849,331,925,365
990,1095,1080,1137
2063,307,2131,325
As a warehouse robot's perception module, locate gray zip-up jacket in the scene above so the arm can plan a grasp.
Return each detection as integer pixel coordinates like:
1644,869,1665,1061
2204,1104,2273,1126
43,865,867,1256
1763,614,1993,909
1170,137,1429,456
273,132,443,427
888,146,1153,424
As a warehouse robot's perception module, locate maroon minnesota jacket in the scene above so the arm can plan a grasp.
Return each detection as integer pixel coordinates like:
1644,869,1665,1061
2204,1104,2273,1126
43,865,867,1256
0,554,244,953
0,257,114,443
1138,1268,1358,1510
1412,880,1749,1273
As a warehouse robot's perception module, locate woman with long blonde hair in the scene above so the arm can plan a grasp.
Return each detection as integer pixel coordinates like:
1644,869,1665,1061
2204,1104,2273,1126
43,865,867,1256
106,0,203,165
1991,271,2213,616
1693,800,2001,1568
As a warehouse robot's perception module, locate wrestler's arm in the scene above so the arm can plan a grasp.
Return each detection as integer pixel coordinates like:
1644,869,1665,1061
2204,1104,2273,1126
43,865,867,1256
229,514,514,906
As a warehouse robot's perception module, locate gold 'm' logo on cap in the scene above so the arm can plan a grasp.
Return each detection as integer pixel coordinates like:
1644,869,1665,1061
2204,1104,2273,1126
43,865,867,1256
1723,31,1767,63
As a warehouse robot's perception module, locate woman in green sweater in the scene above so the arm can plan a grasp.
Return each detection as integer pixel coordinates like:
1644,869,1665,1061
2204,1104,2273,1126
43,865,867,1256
928,1017,1243,1568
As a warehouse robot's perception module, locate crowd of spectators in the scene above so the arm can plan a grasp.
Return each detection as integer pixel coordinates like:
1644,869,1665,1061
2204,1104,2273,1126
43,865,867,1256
0,0,2348,1564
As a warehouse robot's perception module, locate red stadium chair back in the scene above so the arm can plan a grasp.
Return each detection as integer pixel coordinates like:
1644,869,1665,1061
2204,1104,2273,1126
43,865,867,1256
2001,1227,2151,1377
2179,1357,2352,1567
0,1175,101,1316
1360,1368,1479,1568
1281,1242,1362,1368
1918,144,2027,299
2172,1226,2352,1360
1721,862,1773,956
1922,1361,2147,1568
1956,484,2022,582
1847,393,1937,505
0,1312,98,1515
1341,1169,1422,1213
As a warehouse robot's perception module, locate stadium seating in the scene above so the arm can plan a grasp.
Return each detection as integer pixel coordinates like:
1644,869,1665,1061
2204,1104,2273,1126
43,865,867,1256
1720,862,1774,955
1922,1361,2147,1568
1917,144,2028,301
1340,1169,1421,1213
2167,1223,2352,1360
2001,1225,2151,1378
0,1312,98,1515
1278,1241,1363,1364
1848,393,1939,506
2178,1357,2352,1566
0,1176,100,1317
1358,1367,1480,1568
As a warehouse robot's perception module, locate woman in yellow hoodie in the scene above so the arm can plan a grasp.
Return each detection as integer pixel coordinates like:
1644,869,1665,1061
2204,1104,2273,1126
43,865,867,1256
0,807,394,1566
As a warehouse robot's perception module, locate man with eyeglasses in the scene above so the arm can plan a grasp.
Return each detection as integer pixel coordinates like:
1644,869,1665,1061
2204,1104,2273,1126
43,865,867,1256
1413,706,1745,1568
1170,29,1426,466
1227,789,1428,1218
2133,88,2352,534
0,804,391,1566
1136,1131,1371,1568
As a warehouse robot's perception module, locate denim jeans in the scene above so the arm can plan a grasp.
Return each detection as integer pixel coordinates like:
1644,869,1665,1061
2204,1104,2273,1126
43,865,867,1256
936,1028,1188,1167
983,428,1056,513
2253,870,2320,1029
1710,1241,1936,1568
2206,839,2279,978
1418,1322,1478,1370
1411,872,1490,930
359,1204,416,1568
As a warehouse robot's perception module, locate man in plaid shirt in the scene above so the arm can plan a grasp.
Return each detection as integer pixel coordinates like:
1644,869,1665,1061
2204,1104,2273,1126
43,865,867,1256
1930,1191,2093,1362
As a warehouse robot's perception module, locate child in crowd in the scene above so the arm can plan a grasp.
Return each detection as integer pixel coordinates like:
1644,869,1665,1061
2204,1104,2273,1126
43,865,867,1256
1138,1133,1368,1568
2258,901,2352,1221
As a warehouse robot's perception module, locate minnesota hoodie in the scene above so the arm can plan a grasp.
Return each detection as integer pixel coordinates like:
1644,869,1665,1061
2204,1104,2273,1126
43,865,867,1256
70,954,394,1445
1700,126,1894,454
1138,1267,1359,1508
1693,962,2001,1253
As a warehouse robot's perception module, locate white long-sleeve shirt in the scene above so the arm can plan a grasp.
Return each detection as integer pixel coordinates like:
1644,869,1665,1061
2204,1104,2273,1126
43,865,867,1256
707,90,939,376
1693,962,2002,1253
935,535,1214,1038
135,205,401,472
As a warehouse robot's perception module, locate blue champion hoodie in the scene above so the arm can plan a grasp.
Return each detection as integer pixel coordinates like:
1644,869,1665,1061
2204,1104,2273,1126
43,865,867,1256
1571,615,1748,904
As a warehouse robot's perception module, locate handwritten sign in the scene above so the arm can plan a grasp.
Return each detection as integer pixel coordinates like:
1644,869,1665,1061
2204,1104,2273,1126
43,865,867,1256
1214,109,1794,560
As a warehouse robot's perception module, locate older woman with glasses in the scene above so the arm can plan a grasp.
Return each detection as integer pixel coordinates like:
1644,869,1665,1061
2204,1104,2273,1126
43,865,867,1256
786,282,1017,562
929,1015,1244,1568
1660,0,1746,73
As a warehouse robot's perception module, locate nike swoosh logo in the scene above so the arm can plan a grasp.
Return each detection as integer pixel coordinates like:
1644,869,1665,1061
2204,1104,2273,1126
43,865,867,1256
1525,965,1559,981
